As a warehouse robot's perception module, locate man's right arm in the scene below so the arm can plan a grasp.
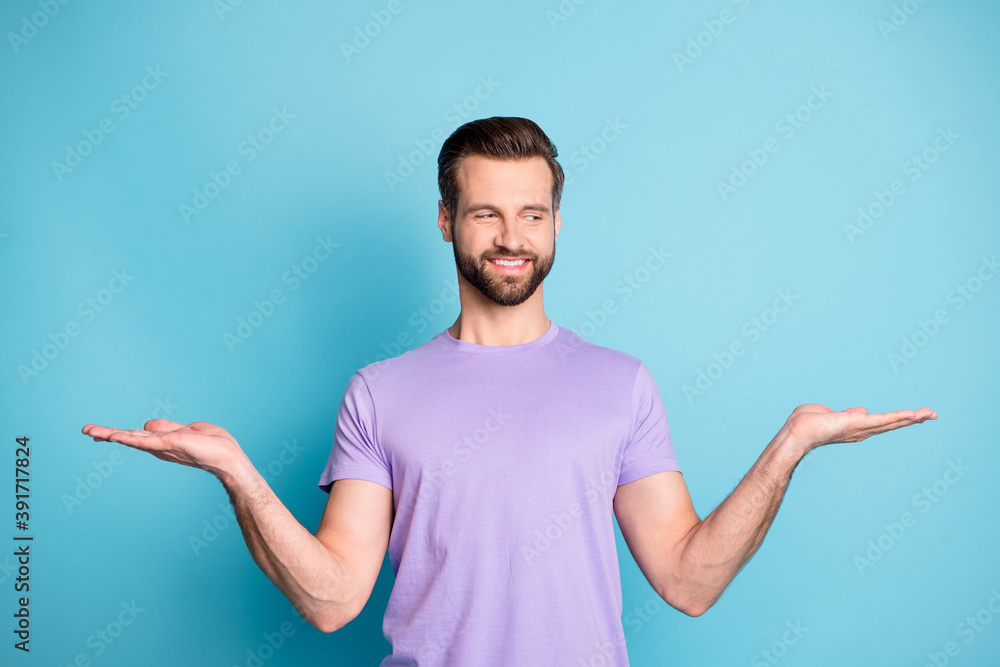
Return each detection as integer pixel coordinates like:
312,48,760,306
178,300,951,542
220,459,393,632
80,418,393,634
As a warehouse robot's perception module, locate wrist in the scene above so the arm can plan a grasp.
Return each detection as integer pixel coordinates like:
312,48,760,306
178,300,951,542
771,424,813,466
213,450,262,493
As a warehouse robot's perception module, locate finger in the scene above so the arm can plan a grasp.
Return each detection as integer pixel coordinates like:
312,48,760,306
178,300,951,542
103,430,163,449
83,425,150,440
860,410,934,436
144,419,187,433
842,407,869,415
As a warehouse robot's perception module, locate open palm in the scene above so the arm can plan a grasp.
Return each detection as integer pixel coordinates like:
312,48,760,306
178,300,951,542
81,419,242,479
787,403,937,451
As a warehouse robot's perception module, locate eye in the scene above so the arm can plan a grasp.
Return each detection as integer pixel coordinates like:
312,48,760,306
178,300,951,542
476,213,497,220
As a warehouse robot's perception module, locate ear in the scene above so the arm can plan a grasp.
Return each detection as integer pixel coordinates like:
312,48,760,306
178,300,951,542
437,200,453,242
554,204,561,242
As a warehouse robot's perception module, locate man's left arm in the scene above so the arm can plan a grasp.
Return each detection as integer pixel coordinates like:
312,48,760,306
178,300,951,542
613,403,937,617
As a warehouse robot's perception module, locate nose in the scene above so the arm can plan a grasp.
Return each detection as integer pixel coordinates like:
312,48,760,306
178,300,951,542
494,216,526,253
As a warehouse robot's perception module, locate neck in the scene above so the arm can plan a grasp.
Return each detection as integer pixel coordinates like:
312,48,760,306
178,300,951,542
448,300,551,347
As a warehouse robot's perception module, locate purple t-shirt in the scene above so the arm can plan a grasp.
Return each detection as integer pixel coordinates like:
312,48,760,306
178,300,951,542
318,321,682,666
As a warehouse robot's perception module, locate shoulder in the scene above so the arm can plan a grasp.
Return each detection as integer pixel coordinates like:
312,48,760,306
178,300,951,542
551,325,646,377
355,330,448,386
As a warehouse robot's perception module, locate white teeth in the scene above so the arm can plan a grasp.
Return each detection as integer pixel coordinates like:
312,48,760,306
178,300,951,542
492,259,527,267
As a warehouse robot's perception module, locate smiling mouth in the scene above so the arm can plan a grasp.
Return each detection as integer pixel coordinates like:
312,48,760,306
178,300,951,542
487,258,529,267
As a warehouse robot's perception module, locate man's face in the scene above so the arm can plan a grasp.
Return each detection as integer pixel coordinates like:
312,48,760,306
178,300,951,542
439,155,561,307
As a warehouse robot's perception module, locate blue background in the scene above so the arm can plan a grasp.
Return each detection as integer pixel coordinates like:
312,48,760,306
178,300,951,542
1,0,998,665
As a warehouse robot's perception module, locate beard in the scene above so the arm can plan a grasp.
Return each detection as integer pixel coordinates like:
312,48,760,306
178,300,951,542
451,227,556,307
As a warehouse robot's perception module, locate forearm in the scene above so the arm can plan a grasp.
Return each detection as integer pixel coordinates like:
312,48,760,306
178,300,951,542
673,424,809,614
216,456,357,632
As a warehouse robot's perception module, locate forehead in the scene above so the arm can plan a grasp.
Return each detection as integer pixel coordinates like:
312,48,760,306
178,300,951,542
456,155,553,200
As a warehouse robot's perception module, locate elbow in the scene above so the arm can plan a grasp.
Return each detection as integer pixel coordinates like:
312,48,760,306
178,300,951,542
657,580,715,618
308,604,358,634
679,599,711,617
303,589,365,633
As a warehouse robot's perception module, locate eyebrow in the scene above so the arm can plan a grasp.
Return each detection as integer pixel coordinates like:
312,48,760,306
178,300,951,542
464,202,552,215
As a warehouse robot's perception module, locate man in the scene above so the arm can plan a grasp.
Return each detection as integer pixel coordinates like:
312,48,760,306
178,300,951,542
82,116,936,666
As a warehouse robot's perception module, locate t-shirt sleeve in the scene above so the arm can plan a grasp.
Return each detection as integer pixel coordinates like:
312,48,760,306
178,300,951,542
618,361,682,486
317,371,393,494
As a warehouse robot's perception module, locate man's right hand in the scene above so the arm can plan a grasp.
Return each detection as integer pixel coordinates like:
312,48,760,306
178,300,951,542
81,419,247,481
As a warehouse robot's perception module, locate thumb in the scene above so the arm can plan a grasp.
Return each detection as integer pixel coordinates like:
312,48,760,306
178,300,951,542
144,418,187,432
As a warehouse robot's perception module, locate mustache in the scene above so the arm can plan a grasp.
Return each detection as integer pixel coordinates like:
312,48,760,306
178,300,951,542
482,252,535,260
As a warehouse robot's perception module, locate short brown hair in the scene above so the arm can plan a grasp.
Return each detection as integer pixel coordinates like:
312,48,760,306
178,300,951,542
437,116,565,226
